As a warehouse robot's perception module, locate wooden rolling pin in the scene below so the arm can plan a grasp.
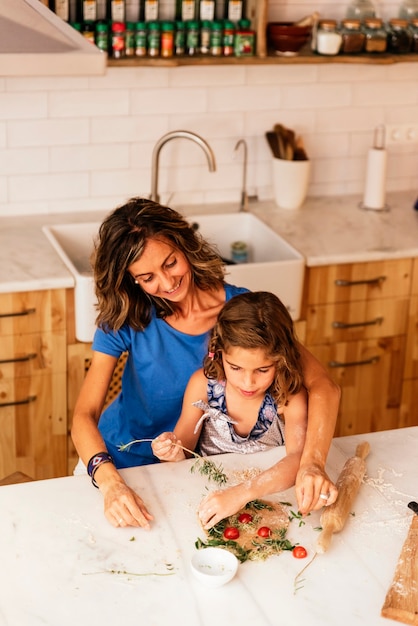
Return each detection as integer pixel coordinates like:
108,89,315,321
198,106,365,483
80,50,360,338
381,501,418,626
316,441,370,553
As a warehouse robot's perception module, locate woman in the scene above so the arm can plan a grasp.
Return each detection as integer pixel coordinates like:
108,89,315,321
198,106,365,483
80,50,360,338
71,198,340,529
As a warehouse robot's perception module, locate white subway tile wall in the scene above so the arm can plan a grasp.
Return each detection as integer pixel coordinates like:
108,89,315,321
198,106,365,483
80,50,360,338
0,0,417,215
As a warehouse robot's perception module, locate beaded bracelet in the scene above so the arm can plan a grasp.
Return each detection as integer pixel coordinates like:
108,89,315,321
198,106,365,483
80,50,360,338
87,451,114,488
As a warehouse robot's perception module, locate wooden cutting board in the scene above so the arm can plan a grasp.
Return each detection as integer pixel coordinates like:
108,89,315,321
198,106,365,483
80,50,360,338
381,502,418,625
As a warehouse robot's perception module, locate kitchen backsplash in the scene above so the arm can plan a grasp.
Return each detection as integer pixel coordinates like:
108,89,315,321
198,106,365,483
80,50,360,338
0,0,417,217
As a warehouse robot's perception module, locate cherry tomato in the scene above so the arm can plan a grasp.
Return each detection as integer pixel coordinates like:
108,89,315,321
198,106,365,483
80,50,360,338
223,526,240,540
257,526,272,538
292,546,308,559
238,513,253,524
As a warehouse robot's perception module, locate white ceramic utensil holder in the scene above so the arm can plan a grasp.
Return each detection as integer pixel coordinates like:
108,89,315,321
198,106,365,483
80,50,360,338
272,157,311,210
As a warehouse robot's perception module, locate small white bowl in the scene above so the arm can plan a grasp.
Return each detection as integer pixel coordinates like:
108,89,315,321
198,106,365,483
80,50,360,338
190,548,239,588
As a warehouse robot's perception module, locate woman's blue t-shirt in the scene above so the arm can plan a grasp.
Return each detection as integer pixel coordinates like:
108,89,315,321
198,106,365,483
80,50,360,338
92,284,248,468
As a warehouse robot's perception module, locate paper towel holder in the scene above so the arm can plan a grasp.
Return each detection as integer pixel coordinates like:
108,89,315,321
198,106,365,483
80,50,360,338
359,124,391,212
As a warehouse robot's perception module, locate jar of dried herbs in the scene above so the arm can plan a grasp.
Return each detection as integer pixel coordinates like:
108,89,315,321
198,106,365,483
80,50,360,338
362,18,387,52
387,18,412,53
340,19,365,53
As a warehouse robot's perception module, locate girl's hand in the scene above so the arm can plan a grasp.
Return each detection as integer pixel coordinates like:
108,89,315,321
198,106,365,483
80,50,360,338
295,463,338,515
151,432,185,462
198,484,249,529
101,479,154,529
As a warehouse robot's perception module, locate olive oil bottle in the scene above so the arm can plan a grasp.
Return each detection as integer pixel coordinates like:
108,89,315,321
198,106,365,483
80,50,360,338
224,0,245,21
106,0,126,22
139,0,159,21
198,0,215,21
175,0,198,21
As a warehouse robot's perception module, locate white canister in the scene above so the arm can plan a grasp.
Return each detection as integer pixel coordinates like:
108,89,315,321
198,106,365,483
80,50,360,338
315,20,343,55
271,158,311,210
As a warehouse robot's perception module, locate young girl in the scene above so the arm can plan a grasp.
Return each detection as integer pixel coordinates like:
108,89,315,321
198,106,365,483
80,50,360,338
152,291,310,529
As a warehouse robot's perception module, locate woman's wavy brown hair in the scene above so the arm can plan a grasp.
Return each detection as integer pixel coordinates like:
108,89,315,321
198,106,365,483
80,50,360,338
203,291,303,407
93,198,225,331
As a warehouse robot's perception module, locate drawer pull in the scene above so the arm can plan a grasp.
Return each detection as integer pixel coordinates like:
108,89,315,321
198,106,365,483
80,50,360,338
334,276,387,287
0,353,37,365
332,317,383,330
329,356,380,368
0,395,37,408
0,307,36,319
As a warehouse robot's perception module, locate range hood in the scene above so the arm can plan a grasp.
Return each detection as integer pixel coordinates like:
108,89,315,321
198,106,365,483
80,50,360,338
0,0,106,76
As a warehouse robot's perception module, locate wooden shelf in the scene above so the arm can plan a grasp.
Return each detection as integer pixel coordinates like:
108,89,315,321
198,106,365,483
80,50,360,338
107,50,418,67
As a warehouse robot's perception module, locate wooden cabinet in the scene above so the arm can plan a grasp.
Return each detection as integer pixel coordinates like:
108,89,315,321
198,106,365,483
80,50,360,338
304,259,412,437
0,290,67,481
400,258,418,428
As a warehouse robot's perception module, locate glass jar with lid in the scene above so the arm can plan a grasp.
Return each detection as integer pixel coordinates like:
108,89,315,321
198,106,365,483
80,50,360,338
362,17,387,52
387,18,412,53
340,19,365,52
408,17,418,50
314,20,342,55
346,0,376,20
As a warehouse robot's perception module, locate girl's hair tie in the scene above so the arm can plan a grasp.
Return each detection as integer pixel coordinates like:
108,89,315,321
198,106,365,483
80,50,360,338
208,351,215,360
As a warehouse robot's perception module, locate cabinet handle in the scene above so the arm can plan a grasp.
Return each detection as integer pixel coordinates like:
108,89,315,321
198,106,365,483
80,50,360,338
328,356,380,368
332,317,383,329
334,276,386,287
0,395,37,408
0,353,37,365
0,307,36,319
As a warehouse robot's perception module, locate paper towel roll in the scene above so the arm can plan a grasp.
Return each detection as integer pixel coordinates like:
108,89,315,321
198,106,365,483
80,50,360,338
362,147,387,210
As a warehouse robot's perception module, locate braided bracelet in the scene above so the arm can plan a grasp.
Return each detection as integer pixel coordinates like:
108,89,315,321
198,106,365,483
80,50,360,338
87,451,114,488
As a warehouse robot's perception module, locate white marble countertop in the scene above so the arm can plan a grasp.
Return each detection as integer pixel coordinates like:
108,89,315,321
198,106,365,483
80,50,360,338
0,427,416,626
1,190,418,293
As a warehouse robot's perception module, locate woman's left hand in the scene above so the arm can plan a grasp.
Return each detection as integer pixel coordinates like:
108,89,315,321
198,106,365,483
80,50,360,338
198,485,249,529
295,463,338,515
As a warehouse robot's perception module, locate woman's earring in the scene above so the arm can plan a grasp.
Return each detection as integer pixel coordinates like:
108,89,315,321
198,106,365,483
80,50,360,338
134,280,138,284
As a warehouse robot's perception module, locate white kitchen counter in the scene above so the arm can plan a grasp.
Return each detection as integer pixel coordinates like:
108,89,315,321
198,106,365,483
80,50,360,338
0,427,415,626
1,190,417,293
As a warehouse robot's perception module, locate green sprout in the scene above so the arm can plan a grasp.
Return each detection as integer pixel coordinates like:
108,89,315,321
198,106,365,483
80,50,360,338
118,438,228,486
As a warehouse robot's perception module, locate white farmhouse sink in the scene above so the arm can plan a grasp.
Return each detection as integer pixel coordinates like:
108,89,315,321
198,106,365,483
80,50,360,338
43,213,305,343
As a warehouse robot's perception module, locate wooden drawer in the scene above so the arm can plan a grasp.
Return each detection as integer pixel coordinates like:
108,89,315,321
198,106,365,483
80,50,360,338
306,259,412,305
305,297,409,345
0,331,66,378
404,295,418,380
412,258,418,296
0,290,66,336
0,372,67,480
308,336,405,437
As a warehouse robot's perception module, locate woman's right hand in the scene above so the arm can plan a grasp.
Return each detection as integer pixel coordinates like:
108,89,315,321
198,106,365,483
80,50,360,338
100,477,154,529
152,432,185,462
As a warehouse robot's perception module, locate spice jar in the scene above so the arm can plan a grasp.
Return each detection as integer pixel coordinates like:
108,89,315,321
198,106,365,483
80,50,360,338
340,19,365,52
111,21,126,58
147,21,161,57
231,241,248,264
315,20,342,55
174,21,185,55
234,18,255,56
161,21,174,58
223,20,235,56
387,18,412,53
135,21,147,57
409,18,418,51
362,17,387,52
95,20,109,52
200,20,211,54
125,22,135,57
210,20,223,56
186,20,199,55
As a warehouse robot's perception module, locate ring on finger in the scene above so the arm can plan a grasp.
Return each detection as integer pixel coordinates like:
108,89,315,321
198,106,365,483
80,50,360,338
319,493,330,501
118,517,123,524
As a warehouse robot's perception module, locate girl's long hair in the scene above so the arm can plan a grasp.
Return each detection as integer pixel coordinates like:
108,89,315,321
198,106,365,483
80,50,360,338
93,198,225,331
203,291,304,406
